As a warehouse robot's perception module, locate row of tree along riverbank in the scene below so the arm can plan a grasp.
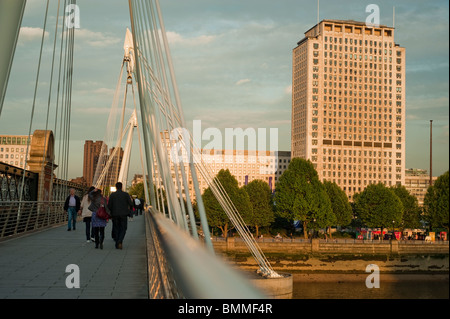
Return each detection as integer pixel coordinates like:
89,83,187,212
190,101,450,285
129,159,449,241
198,159,449,240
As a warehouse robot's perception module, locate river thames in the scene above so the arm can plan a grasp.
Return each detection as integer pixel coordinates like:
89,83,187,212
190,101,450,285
292,274,449,299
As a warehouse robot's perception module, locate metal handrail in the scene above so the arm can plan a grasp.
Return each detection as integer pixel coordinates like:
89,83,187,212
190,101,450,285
0,201,65,239
145,207,265,299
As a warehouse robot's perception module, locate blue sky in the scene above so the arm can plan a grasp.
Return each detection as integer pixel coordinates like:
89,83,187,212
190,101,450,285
1,0,448,180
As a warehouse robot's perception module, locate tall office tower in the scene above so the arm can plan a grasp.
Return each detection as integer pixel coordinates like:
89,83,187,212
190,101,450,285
83,140,104,186
104,146,124,187
292,20,406,200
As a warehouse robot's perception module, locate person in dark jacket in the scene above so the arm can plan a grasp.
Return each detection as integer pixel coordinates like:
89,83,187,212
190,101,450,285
64,188,81,231
107,182,133,249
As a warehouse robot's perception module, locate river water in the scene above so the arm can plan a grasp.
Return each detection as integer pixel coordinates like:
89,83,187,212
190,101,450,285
292,274,449,299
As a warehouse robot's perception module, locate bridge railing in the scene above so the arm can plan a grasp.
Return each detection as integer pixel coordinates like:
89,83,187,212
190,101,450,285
145,207,265,299
0,162,38,201
0,201,65,239
52,178,87,201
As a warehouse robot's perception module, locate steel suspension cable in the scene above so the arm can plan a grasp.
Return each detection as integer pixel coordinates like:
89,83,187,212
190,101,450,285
52,0,68,200
19,0,50,203
41,0,61,180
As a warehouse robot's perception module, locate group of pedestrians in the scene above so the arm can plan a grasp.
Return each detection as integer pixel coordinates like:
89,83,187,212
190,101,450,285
63,182,136,250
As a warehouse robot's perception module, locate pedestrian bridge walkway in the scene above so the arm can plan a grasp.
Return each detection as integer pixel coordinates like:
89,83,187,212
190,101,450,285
0,215,148,299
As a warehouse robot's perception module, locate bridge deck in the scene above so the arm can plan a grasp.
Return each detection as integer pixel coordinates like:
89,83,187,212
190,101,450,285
0,215,148,299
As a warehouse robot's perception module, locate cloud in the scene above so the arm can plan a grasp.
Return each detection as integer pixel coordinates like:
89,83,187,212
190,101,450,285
78,107,112,115
18,27,49,44
166,31,216,46
284,85,292,94
74,29,121,48
236,79,251,86
93,88,116,96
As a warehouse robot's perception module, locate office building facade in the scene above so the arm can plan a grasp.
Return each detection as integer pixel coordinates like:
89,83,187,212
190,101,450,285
83,140,104,187
0,135,31,169
404,168,437,206
292,19,406,199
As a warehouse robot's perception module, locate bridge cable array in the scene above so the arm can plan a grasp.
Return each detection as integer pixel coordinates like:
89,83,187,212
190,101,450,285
0,0,77,203
128,0,280,278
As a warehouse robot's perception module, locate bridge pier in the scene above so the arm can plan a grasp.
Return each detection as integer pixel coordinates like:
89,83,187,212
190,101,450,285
27,130,57,202
245,271,293,299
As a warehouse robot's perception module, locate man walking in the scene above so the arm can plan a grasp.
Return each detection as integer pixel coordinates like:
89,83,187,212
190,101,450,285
64,188,81,231
133,196,141,216
108,182,133,249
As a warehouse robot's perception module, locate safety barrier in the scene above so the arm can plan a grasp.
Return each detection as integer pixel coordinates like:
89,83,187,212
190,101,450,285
0,201,66,239
145,207,265,299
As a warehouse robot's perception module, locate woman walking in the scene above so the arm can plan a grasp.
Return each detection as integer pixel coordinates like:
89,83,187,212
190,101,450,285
80,186,95,243
88,188,110,249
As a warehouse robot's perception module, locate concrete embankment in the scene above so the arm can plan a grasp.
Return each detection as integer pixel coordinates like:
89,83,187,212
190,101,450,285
214,238,449,274
292,272,449,283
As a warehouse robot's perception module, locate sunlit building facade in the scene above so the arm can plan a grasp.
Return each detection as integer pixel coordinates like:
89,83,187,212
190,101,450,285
0,135,31,169
292,19,406,200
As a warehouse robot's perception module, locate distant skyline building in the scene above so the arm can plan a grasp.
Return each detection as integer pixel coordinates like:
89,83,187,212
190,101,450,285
196,150,291,192
132,149,291,202
155,132,291,201
0,134,31,170
404,168,438,206
82,140,124,189
83,140,104,187
104,146,124,188
292,19,406,200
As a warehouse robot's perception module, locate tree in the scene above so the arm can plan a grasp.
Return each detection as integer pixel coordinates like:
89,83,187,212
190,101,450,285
201,169,252,237
390,184,421,231
274,158,333,239
353,183,403,238
243,179,275,237
128,182,145,200
323,180,352,237
424,171,449,233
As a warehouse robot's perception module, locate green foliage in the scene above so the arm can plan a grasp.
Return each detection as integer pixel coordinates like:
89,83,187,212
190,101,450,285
274,158,333,238
323,180,352,227
353,183,403,230
243,179,275,237
424,171,449,232
128,182,145,200
201,169,252,237
390,184,421,229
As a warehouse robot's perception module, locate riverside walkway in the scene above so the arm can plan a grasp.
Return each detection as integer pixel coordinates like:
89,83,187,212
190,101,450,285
0,215,148,299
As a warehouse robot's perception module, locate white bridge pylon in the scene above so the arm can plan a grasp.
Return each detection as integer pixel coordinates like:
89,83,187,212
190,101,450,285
93,28,148,205
127,0,280,277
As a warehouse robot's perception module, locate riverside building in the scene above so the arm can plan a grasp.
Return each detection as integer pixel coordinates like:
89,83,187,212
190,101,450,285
158,131,291,200
404,168,437,206
0,134,31,169
292,19,406,200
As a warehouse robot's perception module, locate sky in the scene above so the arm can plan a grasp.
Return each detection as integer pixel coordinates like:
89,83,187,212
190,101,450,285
1,0,448,181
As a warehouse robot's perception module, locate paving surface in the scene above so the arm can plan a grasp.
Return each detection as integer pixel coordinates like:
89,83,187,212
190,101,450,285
0,215,148,299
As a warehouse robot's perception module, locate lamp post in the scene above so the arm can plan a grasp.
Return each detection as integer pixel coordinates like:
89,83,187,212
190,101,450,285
430,120,433,187
392,220,396,241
